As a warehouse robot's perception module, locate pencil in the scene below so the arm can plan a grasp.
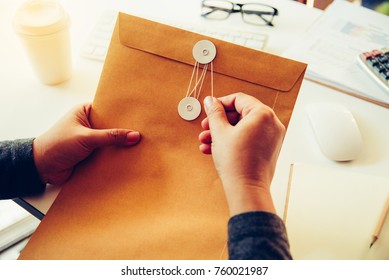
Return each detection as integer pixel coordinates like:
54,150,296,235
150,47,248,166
370,195,389,248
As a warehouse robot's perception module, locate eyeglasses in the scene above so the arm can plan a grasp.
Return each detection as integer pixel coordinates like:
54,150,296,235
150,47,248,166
201,0,279,27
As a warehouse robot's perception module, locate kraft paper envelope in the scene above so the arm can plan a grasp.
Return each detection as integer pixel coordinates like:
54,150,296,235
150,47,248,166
20,13,306,260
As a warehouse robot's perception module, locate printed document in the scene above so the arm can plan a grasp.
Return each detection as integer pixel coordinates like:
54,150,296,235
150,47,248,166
283,0,389,104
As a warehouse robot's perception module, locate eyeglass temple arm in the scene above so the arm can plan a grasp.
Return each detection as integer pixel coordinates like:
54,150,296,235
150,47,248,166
259,14,274,26
243,10,277,16
202,5,233,17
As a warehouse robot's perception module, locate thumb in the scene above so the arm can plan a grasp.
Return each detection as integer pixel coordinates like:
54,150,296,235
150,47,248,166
86,128,141,149
203,96,229,134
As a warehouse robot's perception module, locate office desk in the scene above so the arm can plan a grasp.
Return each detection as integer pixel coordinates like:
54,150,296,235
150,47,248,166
2,1,389,223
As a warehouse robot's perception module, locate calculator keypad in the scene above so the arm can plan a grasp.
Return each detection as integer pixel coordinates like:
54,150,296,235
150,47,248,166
359,48,389,87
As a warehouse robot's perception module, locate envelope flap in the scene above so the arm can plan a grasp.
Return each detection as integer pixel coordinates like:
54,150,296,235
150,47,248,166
118,13,306,92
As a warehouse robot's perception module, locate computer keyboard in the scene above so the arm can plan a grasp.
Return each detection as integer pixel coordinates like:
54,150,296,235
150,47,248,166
177,24,268,51
81,10,117,61
81,10,268,62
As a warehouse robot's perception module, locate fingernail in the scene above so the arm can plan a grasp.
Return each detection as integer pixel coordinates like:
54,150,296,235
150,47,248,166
126,131,140,143
204,96,214,109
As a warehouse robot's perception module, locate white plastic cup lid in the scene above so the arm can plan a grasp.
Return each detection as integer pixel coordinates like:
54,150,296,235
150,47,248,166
13,0,69,36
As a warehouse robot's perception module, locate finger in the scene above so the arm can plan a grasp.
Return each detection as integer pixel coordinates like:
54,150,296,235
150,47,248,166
218,92,266,117
70,103,92,129
87,129,141,149
199,143,212,155
203,96,229,134
226,111,241,126
201,110,240,129
199,130,212,144
201,117,209,130
82,103,92,118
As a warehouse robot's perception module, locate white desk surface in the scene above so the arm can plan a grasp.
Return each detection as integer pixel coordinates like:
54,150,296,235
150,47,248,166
1,0,389,220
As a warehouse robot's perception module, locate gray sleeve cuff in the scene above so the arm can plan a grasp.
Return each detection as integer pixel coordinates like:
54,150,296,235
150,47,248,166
0,138,46,199
228,211,292,260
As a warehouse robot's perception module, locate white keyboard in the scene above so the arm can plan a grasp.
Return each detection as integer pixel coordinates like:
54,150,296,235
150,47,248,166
177,24,268,51
81,10,117,61
81,10,268,62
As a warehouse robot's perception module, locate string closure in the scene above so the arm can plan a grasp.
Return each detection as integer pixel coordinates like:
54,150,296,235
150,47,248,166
178,40,216,121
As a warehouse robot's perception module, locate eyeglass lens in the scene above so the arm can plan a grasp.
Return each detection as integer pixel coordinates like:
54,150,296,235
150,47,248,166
201,0,234,20
201,0,277,26
241,3,276,25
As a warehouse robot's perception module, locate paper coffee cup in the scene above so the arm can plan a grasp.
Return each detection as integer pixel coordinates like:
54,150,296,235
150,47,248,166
13,0,72,85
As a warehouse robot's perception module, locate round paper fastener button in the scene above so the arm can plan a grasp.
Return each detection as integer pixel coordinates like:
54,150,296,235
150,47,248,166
178,97,202,121
192,40,216,64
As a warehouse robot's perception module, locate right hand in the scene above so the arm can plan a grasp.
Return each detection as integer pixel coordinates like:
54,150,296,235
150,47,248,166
199,93,285,216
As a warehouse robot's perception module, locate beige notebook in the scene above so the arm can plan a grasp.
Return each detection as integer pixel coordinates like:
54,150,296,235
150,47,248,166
284,163,389,260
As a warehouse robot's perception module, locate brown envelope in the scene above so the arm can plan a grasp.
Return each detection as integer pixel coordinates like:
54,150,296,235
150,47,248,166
19,13,306,260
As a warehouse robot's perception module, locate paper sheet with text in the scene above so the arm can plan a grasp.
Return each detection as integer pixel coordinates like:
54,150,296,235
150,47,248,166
283,0,389,104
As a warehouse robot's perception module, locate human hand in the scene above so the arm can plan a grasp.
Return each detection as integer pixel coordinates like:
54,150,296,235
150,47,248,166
199,93,285,216
33,103,141,185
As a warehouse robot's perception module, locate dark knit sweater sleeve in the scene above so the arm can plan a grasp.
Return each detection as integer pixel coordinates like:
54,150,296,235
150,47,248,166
228,211,292,260
0,139,46,199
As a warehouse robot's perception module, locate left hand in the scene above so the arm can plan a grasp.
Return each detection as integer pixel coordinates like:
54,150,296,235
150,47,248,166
33,103,141,185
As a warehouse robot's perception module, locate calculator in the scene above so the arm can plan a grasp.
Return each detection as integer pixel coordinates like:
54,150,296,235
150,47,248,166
357,47,389,94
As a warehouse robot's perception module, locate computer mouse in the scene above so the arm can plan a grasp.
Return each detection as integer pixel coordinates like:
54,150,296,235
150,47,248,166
305,102,363,161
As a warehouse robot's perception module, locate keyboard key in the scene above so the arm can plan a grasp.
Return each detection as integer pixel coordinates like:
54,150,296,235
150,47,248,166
82,45,96,55
371,49,381,56
94,47,107,57
360,51,373,60
378,55,388,64
367,57,379,67
234,37,247,45
245,39,265,49
374,64,386,73
380,71,389,81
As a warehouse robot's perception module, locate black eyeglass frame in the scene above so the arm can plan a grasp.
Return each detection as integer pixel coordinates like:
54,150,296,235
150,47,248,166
201,0,279,27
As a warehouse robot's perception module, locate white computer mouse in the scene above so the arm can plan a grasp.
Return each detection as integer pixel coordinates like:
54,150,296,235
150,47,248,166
305,102,363,161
